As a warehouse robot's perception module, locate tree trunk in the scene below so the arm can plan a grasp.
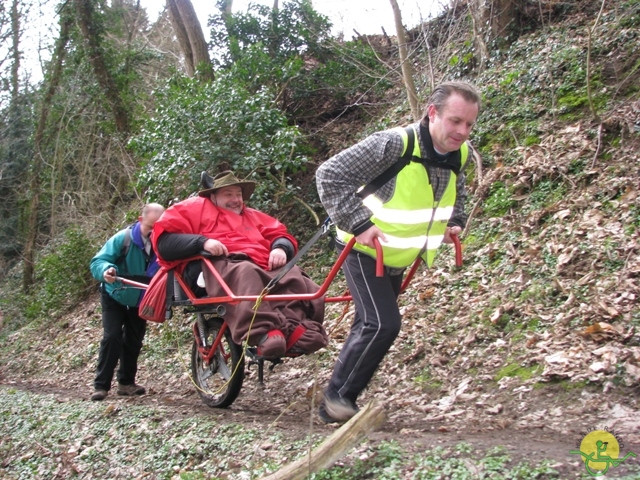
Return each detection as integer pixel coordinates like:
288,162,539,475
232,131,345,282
220,0,233,16
74,0,131,134
10,0,20,104
389,0,420,122
469,0,489,72
481,0,517,46
218,0,233,28
0,0,28,270
22,13,72,291
167,0,195,75
9,0,30,289
167,0,214,81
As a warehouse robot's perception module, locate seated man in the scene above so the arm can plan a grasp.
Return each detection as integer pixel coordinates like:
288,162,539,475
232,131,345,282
152,170,327,359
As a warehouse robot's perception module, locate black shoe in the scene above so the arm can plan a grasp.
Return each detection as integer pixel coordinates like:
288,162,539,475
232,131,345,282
319,396,358,423
318,402,338,423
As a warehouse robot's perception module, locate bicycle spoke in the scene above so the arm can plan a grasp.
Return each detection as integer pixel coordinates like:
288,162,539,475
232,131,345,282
216,349,233,380
191,317,244,408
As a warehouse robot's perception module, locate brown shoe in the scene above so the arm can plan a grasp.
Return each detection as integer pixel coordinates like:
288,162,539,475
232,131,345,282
90,389,108,401
116,383,146,396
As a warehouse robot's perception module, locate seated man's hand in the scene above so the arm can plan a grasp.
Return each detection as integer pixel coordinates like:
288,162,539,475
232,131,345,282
203,239,229,257
268,248,287,270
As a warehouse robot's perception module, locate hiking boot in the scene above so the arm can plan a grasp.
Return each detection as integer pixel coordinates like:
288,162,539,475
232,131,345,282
318,402,338,423
256,330,286,359
116,383,146,396
90,389,108,401
319,395,358,423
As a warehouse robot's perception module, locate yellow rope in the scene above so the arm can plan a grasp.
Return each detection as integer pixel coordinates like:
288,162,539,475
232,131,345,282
327,290,351,336
168,286,323,480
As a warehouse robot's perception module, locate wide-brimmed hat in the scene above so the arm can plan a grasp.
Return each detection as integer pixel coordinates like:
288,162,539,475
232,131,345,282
198,171,256,201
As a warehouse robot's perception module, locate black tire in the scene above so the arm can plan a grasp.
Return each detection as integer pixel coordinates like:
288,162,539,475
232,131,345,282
191,315,244,408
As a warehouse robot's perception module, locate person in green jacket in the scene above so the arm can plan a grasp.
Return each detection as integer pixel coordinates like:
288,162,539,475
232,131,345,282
89,203,165,401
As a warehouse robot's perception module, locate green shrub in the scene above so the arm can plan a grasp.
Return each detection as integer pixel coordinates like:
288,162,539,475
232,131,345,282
209,0,391,121
130,72,308,210
27,229,96,320
526,179,567,211
209,0,332,68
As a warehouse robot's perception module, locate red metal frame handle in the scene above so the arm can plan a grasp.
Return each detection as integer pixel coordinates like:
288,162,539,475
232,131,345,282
373,237,384,277
115,233,463,305
451,233,462,267
116,238,362,305
114,277,148,289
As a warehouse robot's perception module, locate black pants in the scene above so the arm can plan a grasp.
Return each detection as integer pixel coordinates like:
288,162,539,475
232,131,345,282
94,292,147,391
325,249,403,403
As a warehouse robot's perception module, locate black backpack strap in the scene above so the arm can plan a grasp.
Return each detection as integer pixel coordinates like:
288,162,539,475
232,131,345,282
118,226,133,258
357,126,416,199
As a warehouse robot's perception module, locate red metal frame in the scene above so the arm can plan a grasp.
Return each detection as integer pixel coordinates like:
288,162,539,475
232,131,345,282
118,234,462,307
193,321,230,364
114,233,463,399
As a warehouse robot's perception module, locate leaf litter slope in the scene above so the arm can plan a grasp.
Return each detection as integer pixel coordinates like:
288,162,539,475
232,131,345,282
2,2,640,479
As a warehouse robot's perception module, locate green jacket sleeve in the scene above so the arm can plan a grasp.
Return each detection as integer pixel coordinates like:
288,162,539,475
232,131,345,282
90,230,127,282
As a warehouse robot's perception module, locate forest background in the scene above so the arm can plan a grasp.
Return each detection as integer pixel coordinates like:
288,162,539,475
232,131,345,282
0,0,639,478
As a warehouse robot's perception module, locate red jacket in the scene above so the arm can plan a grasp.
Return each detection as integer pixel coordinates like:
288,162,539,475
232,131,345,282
152,196,297,270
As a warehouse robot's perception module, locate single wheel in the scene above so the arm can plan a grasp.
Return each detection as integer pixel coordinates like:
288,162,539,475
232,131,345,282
191,315,244,408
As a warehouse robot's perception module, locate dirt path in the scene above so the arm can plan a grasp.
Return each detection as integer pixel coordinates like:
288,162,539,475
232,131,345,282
2,296,639,478
3,358,639,479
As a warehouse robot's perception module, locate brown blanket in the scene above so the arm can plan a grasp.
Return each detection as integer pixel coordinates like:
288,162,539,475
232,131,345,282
203,256,328,355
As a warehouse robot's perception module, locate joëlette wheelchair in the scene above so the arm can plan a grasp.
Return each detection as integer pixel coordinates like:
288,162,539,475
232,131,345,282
118,233,462,409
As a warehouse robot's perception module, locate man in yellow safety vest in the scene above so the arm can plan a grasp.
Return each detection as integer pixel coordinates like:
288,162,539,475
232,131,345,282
315,81,481,423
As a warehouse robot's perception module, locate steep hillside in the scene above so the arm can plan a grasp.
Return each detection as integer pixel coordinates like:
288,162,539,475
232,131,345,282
1,1,639,478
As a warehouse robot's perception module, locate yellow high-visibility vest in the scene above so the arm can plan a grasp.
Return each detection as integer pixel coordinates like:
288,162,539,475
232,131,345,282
338,125,468,268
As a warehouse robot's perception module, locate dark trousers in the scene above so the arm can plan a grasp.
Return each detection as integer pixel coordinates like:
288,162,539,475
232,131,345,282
326,249,403,403
94,292,147,391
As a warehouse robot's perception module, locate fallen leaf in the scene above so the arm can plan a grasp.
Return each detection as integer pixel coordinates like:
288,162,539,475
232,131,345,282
580,322,620,338
623,362,640,385
463,331,476,345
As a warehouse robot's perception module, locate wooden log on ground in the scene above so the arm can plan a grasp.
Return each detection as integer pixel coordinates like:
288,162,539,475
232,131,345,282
260,400,387,480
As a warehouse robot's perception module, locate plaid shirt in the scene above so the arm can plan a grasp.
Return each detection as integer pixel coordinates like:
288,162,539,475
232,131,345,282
316,122,470,234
